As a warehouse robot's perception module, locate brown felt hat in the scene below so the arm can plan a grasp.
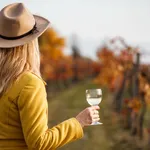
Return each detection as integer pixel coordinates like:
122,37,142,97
0,3,50,48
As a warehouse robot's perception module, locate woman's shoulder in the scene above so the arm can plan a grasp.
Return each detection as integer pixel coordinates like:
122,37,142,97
18,71,47,86
3,71,46,99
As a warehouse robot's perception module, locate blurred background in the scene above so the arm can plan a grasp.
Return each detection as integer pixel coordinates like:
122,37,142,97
1,0,150,149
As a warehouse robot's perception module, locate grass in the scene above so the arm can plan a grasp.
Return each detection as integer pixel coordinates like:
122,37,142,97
47,80,149,150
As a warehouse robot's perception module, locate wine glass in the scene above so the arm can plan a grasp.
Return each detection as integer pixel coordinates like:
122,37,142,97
86,89,102,125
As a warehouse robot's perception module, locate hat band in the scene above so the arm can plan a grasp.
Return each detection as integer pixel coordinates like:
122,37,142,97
0,24,38,40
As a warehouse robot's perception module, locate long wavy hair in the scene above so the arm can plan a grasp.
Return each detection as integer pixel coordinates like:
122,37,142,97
0,38,41,97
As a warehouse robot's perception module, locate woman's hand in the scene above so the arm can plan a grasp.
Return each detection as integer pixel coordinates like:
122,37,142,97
75,106,100,128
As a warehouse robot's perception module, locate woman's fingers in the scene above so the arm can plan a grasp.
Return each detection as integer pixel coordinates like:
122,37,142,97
91,105,100,110
89,108,100,120
76,106,101,127
92,114,100,119
92,117,100,122
93,110,99,115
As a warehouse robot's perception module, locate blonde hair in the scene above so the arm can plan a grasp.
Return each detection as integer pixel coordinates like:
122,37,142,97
0,38,41,97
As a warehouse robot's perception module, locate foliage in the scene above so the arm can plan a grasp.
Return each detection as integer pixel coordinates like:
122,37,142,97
39,28,100,90
95,37,135,92
95,37,150,142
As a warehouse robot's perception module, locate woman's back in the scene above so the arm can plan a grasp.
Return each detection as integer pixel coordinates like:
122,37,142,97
0,72,47,149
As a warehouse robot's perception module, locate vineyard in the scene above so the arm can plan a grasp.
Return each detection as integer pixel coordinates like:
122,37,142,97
39,28,101,95
95,37,150,148
39,28,150,149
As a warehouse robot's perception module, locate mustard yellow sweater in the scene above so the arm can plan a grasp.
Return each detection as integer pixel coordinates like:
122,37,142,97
0,72,83,150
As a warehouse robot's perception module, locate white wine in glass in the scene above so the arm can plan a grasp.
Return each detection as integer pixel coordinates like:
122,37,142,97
86,89,102,125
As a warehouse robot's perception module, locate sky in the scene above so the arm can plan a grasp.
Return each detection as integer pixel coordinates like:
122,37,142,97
1,0,150,62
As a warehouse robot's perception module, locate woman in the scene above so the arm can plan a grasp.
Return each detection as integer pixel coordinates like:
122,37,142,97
0,3,100,150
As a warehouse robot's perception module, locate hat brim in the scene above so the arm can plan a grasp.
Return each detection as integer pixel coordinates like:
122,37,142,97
0,15,50,48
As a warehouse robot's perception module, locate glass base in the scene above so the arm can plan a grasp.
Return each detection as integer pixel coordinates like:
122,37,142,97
91,122,103,125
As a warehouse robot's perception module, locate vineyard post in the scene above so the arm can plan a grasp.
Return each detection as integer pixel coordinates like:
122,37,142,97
133,52,140,96
131,52,140,135
114,71,127,113
125,74,134,129
138,92,146,139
